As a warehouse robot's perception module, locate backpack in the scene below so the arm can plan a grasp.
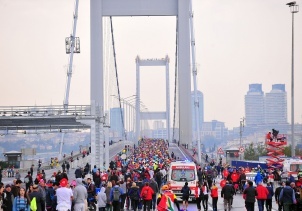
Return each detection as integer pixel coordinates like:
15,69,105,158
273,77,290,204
46,188,55,203
207,174,212,180
30,197,37,211
129,188,139,200
113,187,121,201
24,176,29,183
142,188,149,199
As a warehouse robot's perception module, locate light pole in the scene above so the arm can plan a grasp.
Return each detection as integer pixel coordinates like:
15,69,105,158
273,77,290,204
239,117,245,160
286,1,299,157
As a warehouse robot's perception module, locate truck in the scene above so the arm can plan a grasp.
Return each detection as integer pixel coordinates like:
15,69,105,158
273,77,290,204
231,160,267,170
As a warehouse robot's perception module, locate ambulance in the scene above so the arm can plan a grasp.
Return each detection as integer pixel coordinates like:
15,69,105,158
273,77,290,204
282,158,302,180
167,161,198,201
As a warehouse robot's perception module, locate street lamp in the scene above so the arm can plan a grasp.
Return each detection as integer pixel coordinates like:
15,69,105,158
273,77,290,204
239,117,245,160
286,1,299,157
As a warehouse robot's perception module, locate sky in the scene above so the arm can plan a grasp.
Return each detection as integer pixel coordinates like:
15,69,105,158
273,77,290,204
0,0,302,129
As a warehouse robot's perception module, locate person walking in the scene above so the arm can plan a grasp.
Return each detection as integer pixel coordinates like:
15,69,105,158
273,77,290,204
110,181,124,211
180,182,191,211
201,181,209,211
97,187,107,211
66,163,70,175
140,182,154,211
243,181,258,211
256,182,269,211
24,171,33,192
157,185,180,211
29,184,45,211
56,178,73,211
275,182,285,211
279,181,297,211
13,187,30,211
128,182,140,211
149,178,159,211
73,178,87,211
221,181,235,211
265,182,274,211
210,183,218,211
2,184,14,211
194,182,203,211
105,182,112,211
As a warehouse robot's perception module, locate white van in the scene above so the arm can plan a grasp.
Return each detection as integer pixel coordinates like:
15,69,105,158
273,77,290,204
167,161,198,201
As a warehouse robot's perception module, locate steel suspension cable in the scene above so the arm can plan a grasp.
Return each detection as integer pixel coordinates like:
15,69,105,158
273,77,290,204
109,16,127,141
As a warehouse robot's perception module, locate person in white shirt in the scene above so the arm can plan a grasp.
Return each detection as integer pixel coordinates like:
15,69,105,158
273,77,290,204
56,178,73,211
201,181,209,211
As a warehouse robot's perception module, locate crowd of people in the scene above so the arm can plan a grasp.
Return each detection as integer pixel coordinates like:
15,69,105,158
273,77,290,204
1,138,302,211
0,139,174,211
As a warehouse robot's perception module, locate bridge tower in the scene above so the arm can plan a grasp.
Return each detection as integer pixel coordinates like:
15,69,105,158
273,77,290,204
135,56,171,145
90,0,192,167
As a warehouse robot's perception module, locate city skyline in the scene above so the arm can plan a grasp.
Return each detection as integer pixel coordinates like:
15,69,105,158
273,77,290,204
0,0,301,129
245,83,288,127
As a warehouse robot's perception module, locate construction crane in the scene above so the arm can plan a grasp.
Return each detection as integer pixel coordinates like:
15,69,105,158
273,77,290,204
59,0,80,160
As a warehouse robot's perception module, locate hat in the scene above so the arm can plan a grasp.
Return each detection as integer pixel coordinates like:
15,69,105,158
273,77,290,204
60,178,68,187
33,184,39,189
161,185,169,190
39,179,45,183
5,184,11,188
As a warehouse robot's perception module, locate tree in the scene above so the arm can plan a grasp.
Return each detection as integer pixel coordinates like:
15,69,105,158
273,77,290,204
283,145,302,157
244,143,258,160
284,145,291,157
256,144,267,157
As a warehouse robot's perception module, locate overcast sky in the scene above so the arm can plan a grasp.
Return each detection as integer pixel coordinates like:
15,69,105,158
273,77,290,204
0,0,301,129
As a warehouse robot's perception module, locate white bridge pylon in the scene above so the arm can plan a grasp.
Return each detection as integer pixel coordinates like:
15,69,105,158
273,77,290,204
135,56,171,145
90,0,192,168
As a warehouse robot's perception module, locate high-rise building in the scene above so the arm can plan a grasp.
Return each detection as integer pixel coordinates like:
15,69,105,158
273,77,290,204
245,84,265,126
191,90,204,131
110,107,125,138
265,84,287,124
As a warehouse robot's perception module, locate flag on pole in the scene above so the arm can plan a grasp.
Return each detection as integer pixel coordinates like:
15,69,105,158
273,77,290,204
157,194,175,211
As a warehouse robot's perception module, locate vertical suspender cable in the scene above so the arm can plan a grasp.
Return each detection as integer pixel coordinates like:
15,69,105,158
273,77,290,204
109,17,127,141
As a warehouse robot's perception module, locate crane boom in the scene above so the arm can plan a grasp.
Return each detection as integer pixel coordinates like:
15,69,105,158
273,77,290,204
60,0,80,160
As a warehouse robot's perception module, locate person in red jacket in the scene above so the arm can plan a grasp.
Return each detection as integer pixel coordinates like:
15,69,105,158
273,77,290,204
256,182,269,211
140,182,154,211
211,183,219,211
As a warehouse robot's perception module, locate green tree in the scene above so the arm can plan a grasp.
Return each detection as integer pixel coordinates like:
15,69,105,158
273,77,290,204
284,145,291,157
283,145,302,157
244,143,258,160
256,144,267,157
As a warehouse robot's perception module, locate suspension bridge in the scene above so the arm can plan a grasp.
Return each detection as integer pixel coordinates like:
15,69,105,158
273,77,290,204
0,0,203,169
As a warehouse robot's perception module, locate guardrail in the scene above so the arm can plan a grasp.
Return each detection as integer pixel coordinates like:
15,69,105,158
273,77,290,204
0,105,92,118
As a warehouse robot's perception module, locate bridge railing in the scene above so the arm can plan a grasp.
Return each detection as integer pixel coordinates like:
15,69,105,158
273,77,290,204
0,105,91,118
